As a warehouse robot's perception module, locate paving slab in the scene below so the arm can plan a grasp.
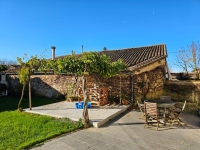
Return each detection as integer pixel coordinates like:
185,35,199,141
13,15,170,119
181,113,200,129
31,110,200,150
24,101,129,128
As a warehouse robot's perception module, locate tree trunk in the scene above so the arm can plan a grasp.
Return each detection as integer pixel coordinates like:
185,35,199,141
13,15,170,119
29,79,32,110
18,84,25,111
72,75,79,97
82,75,90,127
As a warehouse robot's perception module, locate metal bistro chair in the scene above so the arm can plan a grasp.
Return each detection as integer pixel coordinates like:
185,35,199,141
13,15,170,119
144,102,160,130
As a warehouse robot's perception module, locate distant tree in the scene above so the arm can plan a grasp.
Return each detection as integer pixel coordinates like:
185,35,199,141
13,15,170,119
0,64,7,71
174,49,190,74
103,47,107,51
174,41,200,79
188,41,200,79
0,59,6,65
0,58,17,71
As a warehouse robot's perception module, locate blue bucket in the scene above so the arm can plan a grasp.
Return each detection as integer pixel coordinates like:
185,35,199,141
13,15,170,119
75,102,84,109
87,102,91,108
75,102,91,109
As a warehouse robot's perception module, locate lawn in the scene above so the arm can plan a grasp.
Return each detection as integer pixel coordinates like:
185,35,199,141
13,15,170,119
0,96,63,112
0,96,84,150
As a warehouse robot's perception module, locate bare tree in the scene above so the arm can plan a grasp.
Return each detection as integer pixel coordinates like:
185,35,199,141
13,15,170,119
174,48,190,74
0,59,7,65
187,41,200,79
0,58,17,65
174,41,200,79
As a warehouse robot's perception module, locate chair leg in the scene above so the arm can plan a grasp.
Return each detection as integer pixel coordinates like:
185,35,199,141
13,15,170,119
144,121,147,128
144,118,147,128
170,120,174,126
157,118,159,131
178,118,185,126
157,123,159,131
139,114,145,119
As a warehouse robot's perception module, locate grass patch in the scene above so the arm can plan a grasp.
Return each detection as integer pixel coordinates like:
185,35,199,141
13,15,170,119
0,96,63,112
0,111,83,150
0,96,84,149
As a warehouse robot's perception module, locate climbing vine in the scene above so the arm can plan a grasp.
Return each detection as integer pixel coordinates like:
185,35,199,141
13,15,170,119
40,52,127,127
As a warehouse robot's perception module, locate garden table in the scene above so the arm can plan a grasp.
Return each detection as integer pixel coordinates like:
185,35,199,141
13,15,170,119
144,100,175,125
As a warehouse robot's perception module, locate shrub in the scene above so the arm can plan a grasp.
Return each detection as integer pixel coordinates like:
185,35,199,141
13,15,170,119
0,64,7,71
184,102,200,114
176,72,191,80
0,83,7,93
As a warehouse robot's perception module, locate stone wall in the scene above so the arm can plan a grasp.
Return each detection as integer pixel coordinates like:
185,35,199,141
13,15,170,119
7,67,200,108
5,58,167,105
6,65,166,106
31,74,79,98
7,74,22,97
133,66,166,103
7,74,81,98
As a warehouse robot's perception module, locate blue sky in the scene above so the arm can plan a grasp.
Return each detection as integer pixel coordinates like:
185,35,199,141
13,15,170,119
0,0,200,72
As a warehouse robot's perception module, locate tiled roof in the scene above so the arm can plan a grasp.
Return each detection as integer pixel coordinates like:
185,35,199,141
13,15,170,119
1,44,167,74
101,44,167,69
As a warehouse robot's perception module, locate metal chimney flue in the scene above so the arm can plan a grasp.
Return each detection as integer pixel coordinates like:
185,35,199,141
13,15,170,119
51,46,56,60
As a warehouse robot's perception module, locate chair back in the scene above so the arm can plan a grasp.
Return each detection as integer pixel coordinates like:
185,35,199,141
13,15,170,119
145,102,157,116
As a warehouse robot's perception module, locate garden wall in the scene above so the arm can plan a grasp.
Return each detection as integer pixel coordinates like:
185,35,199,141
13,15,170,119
6,74,131,101
133,66,166,103
7,74,79,99
164,80,200,104
6,66,166,105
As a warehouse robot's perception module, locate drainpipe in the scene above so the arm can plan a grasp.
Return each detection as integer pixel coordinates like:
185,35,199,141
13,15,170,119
51,46,56,60
119,74,121,104
131,73,134,105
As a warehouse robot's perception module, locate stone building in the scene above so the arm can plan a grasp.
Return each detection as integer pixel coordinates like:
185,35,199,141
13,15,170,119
101,44,169,104
1,44,169,105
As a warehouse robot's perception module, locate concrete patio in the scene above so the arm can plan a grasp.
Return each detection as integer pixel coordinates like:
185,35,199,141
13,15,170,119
25,101,129,128
31,109,200,150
